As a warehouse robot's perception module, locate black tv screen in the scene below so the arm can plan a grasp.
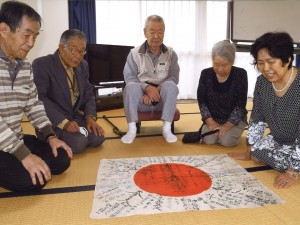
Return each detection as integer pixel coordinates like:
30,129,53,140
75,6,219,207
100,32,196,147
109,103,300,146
85,44,134,85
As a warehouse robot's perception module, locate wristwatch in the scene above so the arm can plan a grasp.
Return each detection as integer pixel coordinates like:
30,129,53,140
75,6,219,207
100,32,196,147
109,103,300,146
86,115,97,121
46,133,57,143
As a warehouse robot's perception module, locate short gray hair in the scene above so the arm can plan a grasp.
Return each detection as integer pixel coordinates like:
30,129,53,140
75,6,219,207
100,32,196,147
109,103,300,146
59,29,86,46
144,15,165,30
212,40,236,64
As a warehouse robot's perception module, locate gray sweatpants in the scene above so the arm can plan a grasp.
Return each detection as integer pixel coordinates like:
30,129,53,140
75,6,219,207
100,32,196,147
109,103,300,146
123,81,179,123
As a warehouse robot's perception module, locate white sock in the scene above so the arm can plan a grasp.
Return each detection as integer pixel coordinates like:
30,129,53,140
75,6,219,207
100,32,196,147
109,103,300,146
121,122,137,144
162,121,177,143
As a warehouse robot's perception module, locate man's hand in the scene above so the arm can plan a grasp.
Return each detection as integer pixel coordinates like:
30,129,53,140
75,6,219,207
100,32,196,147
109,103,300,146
48,137,73,159
86,117,105,136
63,121,80,133
21,153,51,185
141,94,153,105
145,85,160,102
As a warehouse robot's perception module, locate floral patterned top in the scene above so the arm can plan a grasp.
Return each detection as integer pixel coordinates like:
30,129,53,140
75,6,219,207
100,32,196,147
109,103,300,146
247,70,300,146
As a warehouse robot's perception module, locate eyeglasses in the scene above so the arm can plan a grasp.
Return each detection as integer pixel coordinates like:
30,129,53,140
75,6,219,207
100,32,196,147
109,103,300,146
147,31,164,38
65,45,86,56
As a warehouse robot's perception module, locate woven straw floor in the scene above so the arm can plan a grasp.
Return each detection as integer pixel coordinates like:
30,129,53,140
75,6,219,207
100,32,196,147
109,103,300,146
0,102,300,225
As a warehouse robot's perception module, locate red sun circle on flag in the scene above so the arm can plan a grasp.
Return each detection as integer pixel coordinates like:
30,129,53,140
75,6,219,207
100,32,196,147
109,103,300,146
134,163,212,197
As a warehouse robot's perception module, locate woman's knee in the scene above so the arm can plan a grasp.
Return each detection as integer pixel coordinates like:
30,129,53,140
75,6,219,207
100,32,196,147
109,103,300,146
202,137,217,145
219,138,240,147
201,124,218,144
219,126,244,147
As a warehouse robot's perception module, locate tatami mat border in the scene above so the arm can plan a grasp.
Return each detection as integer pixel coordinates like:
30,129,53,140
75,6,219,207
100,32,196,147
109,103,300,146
0,185,94,198
0,166,272,199
99,112,201,119
246,165,272,172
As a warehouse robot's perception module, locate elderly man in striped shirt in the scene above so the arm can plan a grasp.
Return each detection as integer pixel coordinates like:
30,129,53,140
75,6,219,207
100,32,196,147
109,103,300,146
0,1,72,192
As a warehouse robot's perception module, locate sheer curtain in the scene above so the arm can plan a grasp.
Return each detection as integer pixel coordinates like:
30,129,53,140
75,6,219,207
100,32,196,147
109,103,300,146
95,0,257,99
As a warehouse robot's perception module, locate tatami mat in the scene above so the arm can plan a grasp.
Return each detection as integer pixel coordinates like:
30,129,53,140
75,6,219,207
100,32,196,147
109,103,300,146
1,102,299,225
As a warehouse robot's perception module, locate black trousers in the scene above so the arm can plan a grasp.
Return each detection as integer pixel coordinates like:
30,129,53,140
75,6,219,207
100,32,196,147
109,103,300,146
0,135,71,192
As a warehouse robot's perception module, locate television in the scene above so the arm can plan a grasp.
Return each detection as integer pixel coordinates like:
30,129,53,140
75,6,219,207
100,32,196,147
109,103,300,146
85,44,134,87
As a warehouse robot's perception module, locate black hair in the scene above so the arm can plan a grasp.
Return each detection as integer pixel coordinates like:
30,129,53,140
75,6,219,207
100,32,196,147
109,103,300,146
250,32,294,69
0,1,41,32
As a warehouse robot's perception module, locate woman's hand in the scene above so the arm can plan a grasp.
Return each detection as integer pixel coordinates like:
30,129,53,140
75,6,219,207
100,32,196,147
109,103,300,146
205,118,219,132
216,122,234,138
274,169,298,189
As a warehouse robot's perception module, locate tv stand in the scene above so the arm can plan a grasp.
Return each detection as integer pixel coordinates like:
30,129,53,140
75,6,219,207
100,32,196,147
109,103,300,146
93,82,125,111
85,44,133,111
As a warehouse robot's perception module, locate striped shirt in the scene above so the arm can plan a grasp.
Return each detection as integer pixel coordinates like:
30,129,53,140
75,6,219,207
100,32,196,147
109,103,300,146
0,56,53,160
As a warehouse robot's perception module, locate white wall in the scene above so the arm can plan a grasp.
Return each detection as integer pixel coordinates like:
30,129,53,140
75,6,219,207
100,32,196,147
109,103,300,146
27,0,69,62
231,1,300,44
0,0,69,62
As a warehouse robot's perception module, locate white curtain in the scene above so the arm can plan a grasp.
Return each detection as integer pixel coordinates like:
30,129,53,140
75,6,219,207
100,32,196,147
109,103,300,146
96,0,257,99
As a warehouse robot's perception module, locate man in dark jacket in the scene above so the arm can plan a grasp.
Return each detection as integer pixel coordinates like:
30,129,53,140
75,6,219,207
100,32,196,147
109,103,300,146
33,29,105,154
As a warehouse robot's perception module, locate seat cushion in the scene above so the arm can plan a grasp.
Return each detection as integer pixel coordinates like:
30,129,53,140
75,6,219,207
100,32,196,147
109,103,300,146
138,108,180,121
